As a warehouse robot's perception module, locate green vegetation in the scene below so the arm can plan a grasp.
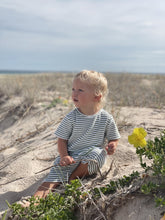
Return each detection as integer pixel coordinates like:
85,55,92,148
7,173,140,219
1,73,165,219
135,129,165,208
93,171,140,196
7,180,81,220
47,97,69,109
136,130,165,176
4,130,165,219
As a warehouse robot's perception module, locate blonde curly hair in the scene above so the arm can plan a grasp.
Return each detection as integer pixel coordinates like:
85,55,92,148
74,70,108,105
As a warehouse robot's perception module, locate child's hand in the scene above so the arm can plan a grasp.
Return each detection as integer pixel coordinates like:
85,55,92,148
60,156,75,166
105,140,118,155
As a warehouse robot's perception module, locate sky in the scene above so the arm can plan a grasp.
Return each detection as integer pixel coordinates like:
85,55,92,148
0,0,165,74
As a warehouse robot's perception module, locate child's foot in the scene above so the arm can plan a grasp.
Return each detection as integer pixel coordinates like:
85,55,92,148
20,200,31,208
19,199,40,208
18,199,31,208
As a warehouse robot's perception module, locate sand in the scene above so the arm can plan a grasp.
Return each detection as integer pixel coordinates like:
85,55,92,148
0,95,165,219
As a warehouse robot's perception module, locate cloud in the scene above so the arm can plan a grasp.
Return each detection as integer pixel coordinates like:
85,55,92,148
0,0,165,72
152,50,165,54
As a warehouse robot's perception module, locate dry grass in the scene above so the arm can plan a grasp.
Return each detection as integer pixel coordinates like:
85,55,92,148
0,72,165,132
0,72,165,109
105,73,165,108
1,72,165,219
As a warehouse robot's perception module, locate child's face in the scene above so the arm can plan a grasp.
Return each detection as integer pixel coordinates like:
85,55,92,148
72,79,96,112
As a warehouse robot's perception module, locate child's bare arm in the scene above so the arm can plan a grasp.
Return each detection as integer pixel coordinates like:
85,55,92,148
58,138,75,166
105,139,119,155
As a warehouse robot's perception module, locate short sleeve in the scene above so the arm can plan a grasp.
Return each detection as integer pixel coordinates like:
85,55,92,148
105,116,121,141
55,116,73,140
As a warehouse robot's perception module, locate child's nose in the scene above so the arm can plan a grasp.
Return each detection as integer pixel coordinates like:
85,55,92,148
73,90,78,96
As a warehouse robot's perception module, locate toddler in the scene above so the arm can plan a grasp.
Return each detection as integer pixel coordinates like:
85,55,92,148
32,70,120,199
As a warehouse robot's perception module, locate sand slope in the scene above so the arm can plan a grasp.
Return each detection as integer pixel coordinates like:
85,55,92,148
0,99,165,219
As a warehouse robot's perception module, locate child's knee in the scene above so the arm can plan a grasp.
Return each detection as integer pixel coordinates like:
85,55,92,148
87,150,106,174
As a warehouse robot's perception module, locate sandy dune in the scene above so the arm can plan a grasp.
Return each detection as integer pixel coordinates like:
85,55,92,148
0,95,165,219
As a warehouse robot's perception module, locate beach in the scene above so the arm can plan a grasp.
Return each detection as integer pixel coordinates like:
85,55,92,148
0,73,165,219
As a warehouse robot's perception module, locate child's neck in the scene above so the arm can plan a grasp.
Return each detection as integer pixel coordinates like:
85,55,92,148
78,105,101,116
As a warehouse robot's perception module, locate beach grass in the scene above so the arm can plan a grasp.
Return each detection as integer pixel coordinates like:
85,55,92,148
0,72,165,219
0,72,165,108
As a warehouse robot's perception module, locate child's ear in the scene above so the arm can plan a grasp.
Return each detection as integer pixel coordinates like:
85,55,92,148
94,94,102,102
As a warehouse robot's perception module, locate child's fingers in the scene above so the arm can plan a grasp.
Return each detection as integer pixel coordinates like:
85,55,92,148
60,156,75,166
67,157,75,164
106,144,115,155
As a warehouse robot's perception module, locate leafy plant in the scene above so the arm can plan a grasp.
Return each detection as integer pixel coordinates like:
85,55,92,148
4,128,165,219
155,196,165,207
1,211,7,220
7,179,82,220
47,97,62,109
128,128,165,207
93,171,140,197
47,97,69,109
6,172,140,219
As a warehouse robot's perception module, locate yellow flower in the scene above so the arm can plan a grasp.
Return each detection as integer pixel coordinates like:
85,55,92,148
128,127,147,148
63,99,68,105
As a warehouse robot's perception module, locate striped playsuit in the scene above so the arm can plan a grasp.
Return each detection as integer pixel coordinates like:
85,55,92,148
44,108,120,183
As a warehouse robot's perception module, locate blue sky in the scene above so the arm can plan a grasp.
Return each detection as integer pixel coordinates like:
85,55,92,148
0,0,165,73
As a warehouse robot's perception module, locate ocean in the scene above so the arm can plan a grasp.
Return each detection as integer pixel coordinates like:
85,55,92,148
0,70,165,75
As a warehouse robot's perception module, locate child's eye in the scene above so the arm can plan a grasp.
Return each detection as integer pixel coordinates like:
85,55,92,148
79,89,84,92
72,88,75,91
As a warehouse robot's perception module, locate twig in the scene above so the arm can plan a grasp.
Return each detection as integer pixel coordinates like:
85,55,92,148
78,178,107,220
0,177,24,186
22,103,34,118
35,158,103,178
102,159,114,179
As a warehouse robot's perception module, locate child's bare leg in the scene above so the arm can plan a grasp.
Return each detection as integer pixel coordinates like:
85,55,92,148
69,163,89,181
34,182,60,199
22,182,60,207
